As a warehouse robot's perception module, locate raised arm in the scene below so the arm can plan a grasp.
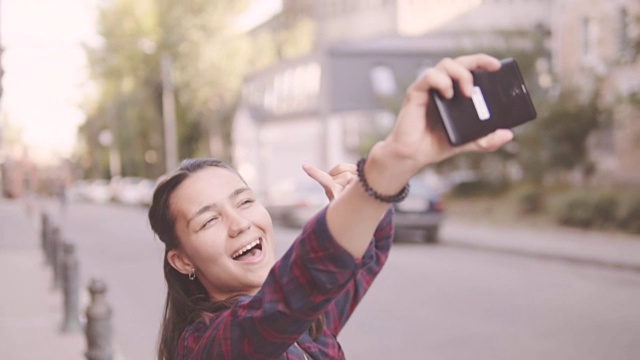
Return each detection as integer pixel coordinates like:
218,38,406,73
301,162,393,334
326,54,514,259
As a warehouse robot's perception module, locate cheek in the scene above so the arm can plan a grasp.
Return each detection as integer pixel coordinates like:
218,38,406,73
257,208,275,236
248,205,275,247
189,239,228,272
180,228,228,262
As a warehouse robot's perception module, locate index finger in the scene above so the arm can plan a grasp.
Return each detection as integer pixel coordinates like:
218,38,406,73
407,54,501,102
302,164,334,189
452,54,502,96
454,53,502,72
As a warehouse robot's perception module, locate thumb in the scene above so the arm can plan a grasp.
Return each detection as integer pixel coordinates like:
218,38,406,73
463,129,514,153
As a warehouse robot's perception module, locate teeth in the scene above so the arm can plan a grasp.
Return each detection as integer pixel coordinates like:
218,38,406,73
232,239,261,259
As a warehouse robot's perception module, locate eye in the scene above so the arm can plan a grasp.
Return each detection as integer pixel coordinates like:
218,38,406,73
239,198,254,207
200,216,219,230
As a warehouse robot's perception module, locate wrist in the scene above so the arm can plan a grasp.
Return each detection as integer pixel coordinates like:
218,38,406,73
357,158,410,203
366,141,422,185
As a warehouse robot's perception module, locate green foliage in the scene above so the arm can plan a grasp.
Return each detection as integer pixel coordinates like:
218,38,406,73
541,92,598,169
80,0,251,179
513,183,544,214
517,86,607,184
79,0,319,179
553,191,599,228
590,192,619,228
451,179,510,198
551,189,640,232
557,195,592,228
618,192,640,234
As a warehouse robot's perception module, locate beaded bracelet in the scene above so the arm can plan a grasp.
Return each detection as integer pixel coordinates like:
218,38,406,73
356,158,410,203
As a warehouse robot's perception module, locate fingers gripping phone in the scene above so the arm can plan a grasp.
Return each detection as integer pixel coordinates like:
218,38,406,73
432,58,537,146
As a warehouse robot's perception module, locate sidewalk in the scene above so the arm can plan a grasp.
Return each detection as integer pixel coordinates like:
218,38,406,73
0,198,85,360
440,217,640,272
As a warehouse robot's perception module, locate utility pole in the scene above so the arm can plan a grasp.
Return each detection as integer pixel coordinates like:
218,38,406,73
106,105,121,178
161,53,178,173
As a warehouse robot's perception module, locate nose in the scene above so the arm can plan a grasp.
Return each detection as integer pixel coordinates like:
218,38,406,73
227,209,251,238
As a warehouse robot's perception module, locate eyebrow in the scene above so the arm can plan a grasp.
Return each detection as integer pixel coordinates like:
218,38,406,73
186,187,251,226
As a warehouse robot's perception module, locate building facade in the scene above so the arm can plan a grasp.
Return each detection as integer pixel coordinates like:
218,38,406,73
232,0,640,204
551,0,640,183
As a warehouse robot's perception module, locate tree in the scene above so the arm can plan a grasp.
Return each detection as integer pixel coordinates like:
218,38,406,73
80,0,164,178
79,0,250,179
156,0,251,161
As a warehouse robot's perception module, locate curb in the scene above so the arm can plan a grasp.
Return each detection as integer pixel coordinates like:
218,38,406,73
439,217,640,273
443,240,640,273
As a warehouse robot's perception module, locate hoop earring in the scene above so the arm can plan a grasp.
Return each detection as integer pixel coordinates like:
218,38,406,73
188,269,196,281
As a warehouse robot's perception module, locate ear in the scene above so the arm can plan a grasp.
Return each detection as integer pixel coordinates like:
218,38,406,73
167,249,194,275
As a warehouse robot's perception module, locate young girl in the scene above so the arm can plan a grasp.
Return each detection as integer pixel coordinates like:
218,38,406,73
148,53,514,359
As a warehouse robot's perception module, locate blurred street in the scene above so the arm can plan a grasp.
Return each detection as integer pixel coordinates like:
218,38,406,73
2,197,640,360
1,1,640,359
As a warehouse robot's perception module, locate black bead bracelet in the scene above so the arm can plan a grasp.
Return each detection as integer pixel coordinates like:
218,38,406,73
356,158,410,203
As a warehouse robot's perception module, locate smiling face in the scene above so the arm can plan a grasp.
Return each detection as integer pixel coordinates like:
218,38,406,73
166,166,276,301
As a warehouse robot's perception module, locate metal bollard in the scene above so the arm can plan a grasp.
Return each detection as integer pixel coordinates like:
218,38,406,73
40,212,50,262
44,223,57,268
51,228,64,290
61,241,82,332
85,278,113,360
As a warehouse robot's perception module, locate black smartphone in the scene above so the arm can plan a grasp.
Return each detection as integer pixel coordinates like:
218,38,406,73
432,57,537,146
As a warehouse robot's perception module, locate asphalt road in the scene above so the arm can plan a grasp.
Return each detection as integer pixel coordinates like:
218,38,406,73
49,200,640,360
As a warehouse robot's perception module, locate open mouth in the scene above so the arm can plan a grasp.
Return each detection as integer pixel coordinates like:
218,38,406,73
231,238,264,261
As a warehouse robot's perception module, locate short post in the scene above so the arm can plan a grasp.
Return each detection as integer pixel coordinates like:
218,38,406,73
44,223,57,268
85,278,113,360
40,212,50,261
52,228,64,290
61,241,82,332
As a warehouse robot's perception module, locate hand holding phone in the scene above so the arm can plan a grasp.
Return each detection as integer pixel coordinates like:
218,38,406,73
432,57,537,146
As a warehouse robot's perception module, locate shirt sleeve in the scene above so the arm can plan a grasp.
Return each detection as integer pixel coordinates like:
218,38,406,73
321,208,394,336
179,205,392,360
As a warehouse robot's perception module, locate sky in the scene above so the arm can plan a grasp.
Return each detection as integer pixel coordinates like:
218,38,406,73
1,0,281,165
2,0,97,164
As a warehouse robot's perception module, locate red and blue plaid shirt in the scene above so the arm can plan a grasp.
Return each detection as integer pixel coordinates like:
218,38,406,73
176,206,395,359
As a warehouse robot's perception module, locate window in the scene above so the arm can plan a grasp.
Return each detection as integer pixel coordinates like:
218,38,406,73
369,65,398,97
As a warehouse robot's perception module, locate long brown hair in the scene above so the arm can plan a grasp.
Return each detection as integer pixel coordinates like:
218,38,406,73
148,158,323,360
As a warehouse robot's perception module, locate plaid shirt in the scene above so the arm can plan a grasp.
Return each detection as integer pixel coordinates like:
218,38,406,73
176,206,394,359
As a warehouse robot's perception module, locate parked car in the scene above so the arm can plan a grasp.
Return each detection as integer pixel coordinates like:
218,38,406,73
393,175,446,243
109,176,156,206
269,173,446,240
81,179,112,204
279,183,328,229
